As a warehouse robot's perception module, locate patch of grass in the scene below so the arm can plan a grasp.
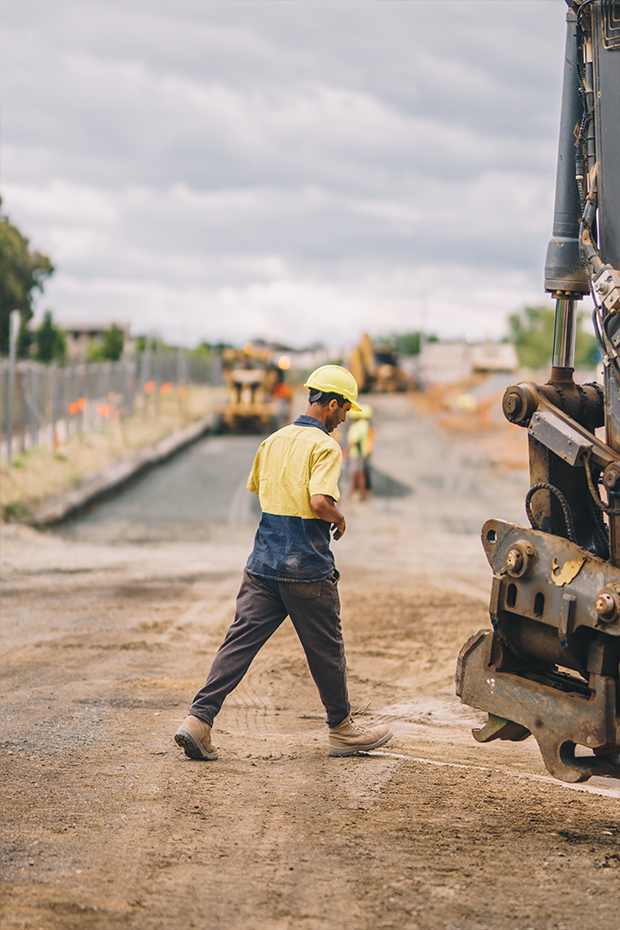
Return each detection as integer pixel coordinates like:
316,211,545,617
2,500,33,523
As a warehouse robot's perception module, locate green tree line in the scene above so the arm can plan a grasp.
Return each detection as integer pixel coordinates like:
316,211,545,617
0,200,54,355
1,200,124,362
507,305,599,369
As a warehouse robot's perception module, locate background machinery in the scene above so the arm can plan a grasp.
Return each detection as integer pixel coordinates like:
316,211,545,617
213,344,292,434
349,332,408,394
456,0,620,783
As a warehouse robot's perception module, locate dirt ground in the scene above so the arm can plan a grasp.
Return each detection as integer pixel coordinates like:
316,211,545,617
1,393,619,930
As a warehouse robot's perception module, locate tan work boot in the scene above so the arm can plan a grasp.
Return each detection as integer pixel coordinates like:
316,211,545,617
328,712,393,757
174,715,218,761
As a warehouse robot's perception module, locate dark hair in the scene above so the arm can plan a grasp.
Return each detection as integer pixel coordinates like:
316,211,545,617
308,390,347,407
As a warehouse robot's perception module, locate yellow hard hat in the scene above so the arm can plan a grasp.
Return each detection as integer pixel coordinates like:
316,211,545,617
349,403,373,420
304,365,361,411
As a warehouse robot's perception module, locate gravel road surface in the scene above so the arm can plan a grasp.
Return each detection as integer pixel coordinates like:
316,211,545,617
1,394,619,930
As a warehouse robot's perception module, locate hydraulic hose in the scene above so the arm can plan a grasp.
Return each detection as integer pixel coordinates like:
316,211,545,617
525,483,577,542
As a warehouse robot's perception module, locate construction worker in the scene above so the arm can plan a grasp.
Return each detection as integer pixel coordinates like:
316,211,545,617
174,365,393,760
347,403,374,499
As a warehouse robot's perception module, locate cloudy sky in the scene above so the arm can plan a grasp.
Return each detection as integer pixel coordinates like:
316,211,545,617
1,0,572,349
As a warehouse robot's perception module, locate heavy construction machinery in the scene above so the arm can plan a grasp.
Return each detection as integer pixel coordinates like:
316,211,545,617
456,0,620,783
213,345,292,433
349,332,408,394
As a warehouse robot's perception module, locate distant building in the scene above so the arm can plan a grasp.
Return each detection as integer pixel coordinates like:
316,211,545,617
58,322,131,361
419,341,518,386
469,342,519,374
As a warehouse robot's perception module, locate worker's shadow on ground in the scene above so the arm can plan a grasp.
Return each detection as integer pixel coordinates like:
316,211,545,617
366,467,412,498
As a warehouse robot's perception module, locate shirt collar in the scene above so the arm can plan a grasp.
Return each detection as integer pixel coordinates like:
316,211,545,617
293,414,330,436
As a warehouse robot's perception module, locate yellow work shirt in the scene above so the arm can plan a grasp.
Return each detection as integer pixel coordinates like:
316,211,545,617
245,415,342,580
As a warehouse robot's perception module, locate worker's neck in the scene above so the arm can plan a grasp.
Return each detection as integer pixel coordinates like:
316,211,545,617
306,403,329,426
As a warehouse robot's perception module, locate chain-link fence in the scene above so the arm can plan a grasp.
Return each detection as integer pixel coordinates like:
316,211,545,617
0,350,222,465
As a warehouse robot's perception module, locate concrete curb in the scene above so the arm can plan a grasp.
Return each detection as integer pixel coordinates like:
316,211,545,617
31,416,213,526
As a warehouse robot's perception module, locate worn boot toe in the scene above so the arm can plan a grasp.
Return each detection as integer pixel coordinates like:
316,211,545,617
328,714,393,757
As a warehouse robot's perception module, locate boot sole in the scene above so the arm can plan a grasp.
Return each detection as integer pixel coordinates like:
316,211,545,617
174,730,218,761
328,728,394,757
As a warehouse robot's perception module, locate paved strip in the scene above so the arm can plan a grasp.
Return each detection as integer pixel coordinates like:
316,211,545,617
31,416,213,525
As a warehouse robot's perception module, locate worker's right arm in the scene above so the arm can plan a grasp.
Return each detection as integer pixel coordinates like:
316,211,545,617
310,494,346,540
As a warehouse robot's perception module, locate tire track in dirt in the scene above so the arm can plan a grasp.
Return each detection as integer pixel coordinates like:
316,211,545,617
3,398,620,930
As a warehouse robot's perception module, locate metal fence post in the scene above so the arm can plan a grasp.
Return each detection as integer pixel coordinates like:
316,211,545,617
30,365,38,448
18,368,26,454
50,362,58,452
6,310,20,466
177,347,187,383
141,343,151,418
154,341,162,415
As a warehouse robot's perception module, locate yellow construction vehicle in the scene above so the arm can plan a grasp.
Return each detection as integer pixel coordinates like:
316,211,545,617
349,333,407,394
213,345,292,434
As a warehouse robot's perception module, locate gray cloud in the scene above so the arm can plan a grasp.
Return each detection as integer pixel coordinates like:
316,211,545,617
0,0,569,346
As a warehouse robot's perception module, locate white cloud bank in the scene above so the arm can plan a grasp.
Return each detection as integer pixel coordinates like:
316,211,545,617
0,0,569,347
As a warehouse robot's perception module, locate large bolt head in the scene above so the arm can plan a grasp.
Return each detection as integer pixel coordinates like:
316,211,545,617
502,392,523,420
602,462,620,494
595,585,620,623
503,393,519,414
594,274,611,297
502,384,538,425
505,548,524,574
504,540,536,578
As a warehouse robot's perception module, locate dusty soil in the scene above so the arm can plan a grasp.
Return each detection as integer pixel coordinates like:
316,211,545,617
1,394,619,930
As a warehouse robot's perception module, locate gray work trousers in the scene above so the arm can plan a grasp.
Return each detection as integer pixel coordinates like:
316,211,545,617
189,568,350,728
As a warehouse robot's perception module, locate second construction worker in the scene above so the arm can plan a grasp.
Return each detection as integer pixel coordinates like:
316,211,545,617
174,365,393,760
347,403,374,500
